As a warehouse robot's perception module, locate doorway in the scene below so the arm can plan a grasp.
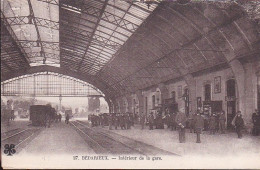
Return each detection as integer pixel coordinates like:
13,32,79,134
257,76,260,110
226,79,236,129
184,88,189,115
204,84,211,101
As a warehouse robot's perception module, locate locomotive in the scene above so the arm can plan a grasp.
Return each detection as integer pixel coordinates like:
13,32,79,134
30,105,56,126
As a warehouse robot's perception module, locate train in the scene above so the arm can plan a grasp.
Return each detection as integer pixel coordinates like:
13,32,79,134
30,105,56,126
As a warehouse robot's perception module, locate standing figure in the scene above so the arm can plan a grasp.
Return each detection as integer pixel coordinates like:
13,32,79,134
114,114,119,129
58,113,62,122
194,112,204,143
219,111,226,134
125,113,131,129
170,113,177,131
140,113,145,130
129,113,134,126
175,110,187,143
209,113,216,135
148,112,154,130
120,113,126,130
108,114,113,130
100,114,104,128
11,110,15,121
65,113,70,124
252,110,260,136
156,112,164,129
165,113,171,129
215,112,220,133
234,111,244,138
187,112,195,133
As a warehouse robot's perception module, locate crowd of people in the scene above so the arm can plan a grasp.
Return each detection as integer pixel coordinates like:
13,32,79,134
89,108,260,143
89,113,136,130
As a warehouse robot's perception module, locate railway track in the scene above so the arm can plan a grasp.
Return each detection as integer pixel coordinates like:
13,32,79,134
1,128,41,153
71,120,178,156
1,123,32,138
70,121,147,155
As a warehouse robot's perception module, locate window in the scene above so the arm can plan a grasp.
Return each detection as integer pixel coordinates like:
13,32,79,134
227,79,236,97
205,84,211,101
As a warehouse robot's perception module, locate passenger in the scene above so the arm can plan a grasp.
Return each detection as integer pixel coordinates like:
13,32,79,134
215,112,220,133
129,113,134,126
90,114,94,127
120,113,126,130
125,113,131,129
140,113,145,130
65,113,70,124
114,113,119,129
203,114,209,131
209,113,216,135
165,113,171,129
187,112,195,133
11,110,15,121
92,115,95,126
148,112,154,130
108,113,113,130
194,112,204,143
93,114,97,126
100,114,104,128
219,111,226,134
156,111,164,129
170,113,176,131
234,111,244,138
252,109,260,136
175,110,187,143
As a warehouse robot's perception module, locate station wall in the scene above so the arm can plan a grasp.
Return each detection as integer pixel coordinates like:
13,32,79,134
115,59,259,128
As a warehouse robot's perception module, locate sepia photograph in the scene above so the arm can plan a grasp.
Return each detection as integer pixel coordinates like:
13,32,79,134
1,0,260,169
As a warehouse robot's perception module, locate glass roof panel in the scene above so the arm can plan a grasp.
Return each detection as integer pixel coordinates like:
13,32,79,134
2,0,60,67
85,1,158,74
2,0,159,74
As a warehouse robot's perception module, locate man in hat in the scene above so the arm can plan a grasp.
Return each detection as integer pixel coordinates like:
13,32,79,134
175,108,187,143
140,112,145,130
194,111,204,143
108,113,113,130
234,111,245,138
148,112,154,130
209,113,217,135
219,111,226,134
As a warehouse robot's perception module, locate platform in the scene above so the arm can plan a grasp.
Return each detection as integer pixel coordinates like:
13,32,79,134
2,119,260,169
91,123,260,157
18,122,95,156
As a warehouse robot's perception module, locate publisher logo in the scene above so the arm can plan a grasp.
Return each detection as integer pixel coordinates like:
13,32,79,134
4,144,16,156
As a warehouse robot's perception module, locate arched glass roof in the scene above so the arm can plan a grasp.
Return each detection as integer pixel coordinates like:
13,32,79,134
1,0,259,98
1,72,104,97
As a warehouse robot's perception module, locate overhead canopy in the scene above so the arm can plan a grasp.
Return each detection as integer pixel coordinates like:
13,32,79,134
1,0,259,99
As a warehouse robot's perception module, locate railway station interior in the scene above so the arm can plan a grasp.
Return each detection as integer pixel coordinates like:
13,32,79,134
1,0,260,168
